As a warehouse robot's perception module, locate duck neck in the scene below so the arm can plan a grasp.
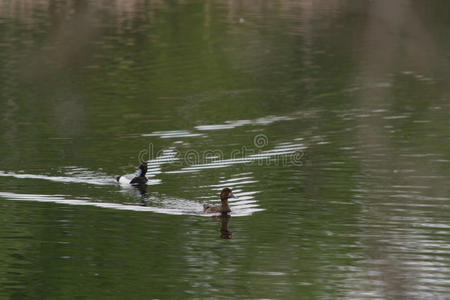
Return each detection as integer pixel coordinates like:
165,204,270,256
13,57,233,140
221,197,230,211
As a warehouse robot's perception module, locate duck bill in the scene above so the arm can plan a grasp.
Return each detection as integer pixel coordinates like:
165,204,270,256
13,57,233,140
229,193,237,199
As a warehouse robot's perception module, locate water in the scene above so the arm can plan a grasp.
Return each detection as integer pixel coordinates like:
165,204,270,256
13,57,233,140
1,0,450,299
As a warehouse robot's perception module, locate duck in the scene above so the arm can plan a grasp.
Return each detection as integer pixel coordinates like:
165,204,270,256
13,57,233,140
203,188,236,214
116,162,148,186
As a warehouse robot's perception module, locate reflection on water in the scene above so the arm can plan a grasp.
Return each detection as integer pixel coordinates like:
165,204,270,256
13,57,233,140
0,176,263,216
1,0,450,299
0,191,204,215
0,169,162,186
0,169,113,185
142,130,204,139
195,115,294,131
214,215,232,240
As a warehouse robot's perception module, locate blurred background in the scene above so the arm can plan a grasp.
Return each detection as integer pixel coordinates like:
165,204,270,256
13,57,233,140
0,0,449,299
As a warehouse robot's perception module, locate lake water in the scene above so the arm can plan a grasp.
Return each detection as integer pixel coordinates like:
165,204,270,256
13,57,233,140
1,1,449,299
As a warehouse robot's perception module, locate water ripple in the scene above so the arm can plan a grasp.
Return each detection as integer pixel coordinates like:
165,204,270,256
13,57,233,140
142,130,204,138
0,170,113,186
0,191,260,216
195,115,294,131
167,140,305,174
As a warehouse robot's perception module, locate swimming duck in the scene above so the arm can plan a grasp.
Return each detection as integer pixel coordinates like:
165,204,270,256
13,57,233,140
116,162,148,186
203,188,236,214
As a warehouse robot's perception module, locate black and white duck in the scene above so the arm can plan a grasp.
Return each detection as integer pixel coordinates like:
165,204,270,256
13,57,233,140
116,162,148,186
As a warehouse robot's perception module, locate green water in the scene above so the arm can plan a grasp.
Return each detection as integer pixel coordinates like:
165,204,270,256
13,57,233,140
1,1,450,299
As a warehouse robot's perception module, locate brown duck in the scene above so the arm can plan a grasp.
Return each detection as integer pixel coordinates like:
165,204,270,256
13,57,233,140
203,188,236,214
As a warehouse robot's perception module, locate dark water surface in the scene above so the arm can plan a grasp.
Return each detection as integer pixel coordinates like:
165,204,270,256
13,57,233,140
1,1,450,299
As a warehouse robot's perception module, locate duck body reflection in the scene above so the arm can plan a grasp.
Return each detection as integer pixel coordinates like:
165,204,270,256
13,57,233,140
214,214,232,239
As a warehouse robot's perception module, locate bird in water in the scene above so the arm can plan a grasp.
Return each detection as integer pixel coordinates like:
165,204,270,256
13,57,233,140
116,162,148,186
203,188,236,214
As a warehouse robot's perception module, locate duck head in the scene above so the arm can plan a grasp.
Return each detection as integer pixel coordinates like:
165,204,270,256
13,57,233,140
220,188,236,201
135,162,148,177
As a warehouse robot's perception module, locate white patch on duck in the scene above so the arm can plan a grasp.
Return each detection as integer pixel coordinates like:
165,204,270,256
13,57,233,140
116,163,148,186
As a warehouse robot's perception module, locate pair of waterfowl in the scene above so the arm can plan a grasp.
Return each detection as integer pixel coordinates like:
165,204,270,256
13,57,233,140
116,162,236,214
